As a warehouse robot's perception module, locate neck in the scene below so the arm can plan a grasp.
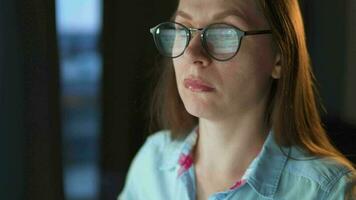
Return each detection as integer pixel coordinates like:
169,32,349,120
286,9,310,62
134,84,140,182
194,108,269,180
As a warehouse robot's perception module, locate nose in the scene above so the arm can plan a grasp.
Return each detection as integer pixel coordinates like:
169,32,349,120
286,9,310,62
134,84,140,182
183,31,212,66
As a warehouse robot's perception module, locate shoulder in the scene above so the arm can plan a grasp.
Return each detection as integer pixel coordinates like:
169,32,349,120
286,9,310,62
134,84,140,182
140,129,173,154
285,153,351,185
136,130,184,166
125,129,182,174
118,130,185,199
281,147,355,199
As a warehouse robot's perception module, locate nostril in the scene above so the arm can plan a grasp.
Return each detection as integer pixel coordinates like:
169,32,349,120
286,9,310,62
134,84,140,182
194,60,203,65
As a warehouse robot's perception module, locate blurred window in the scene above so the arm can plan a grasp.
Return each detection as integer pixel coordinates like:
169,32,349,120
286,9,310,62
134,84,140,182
56,0,102,199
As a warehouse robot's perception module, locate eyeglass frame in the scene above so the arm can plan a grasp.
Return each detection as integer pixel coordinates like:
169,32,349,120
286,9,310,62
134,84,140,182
150,21,272,61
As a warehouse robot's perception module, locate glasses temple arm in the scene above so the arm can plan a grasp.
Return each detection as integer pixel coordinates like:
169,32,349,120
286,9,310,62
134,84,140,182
245,30,272,36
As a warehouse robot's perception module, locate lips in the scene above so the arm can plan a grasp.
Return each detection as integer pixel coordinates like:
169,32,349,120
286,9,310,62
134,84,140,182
183,78,215,92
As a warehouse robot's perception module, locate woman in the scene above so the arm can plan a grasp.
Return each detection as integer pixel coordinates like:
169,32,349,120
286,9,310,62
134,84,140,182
119,0,355,199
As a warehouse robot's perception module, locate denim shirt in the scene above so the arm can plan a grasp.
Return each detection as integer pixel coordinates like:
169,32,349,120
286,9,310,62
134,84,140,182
118,129,355,200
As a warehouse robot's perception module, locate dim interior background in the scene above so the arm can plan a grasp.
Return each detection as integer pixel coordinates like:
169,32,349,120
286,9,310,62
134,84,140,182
0,0,355,199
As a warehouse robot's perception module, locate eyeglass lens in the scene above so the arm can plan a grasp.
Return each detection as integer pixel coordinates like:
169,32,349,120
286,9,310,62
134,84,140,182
153,22,241,60
204,24,240,60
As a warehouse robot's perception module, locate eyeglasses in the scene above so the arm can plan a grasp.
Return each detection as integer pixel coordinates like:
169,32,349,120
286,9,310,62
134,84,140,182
150,22,272,61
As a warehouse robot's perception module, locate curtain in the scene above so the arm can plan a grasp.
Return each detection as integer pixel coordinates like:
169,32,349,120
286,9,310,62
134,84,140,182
0,1,26,199
0,0,64,199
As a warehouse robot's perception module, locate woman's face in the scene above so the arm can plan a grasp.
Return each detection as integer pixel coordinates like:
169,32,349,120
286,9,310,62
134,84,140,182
173,0,280,121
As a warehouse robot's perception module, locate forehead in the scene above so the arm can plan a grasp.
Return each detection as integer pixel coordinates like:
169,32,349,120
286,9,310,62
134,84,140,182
176,0,268,28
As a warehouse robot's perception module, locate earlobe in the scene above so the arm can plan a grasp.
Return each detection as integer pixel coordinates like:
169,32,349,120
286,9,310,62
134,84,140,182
271,53,281,79
271,66,281,79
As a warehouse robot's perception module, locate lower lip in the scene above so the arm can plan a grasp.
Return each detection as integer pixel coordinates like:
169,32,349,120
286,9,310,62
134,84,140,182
184,79,215,92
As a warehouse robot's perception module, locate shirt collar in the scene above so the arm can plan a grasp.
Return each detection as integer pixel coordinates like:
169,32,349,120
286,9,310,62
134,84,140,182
246,133,290,199
158,128,290,199
158,128,198,171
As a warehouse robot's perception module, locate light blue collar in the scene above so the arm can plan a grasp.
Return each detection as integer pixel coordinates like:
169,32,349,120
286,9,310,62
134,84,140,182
158,129,290,199
246,133,290,199
158,128,197,171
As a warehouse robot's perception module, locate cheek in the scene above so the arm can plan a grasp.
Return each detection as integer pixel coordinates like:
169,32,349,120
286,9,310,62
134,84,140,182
238,37,276,75
218,39,275,96
173,59,185,92
173,60,182,81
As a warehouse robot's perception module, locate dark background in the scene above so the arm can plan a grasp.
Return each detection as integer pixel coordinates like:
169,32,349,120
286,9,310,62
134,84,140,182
0,0,355,199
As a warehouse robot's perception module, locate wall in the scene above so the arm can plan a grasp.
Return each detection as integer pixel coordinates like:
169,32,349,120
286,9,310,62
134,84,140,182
344,0,356,125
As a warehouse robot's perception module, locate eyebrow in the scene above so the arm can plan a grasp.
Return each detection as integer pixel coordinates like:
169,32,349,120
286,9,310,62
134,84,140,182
173,9,247,22
173,10,192,20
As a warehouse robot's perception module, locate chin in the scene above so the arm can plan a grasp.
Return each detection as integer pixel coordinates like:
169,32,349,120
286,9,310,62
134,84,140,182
182,97,216,119
178,86,220,119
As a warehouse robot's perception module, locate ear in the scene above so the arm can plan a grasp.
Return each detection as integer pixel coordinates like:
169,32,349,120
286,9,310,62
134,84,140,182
271,53,281,79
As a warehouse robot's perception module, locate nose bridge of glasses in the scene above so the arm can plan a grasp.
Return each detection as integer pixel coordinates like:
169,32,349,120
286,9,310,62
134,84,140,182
189,27,203,38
